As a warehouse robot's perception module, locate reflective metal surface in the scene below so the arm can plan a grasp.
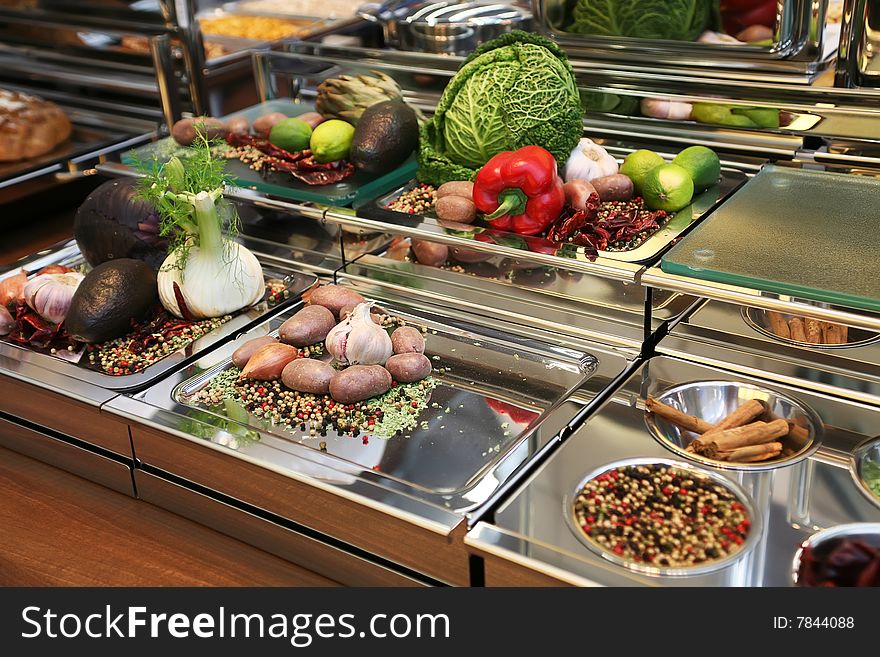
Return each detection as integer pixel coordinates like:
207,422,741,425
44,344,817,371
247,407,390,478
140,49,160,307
119,291,631,512
850,437,880,510
645,380,822,471
468,355,880,586
743,305,880,350
0,239,318,392
791,522,880,585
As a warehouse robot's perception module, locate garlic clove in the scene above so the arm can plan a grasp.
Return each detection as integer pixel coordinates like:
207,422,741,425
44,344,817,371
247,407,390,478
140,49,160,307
23,272,84,325
239,343,300,380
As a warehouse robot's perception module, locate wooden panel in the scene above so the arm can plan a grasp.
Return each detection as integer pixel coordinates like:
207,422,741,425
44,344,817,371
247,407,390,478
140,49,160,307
136,471,427,587
0,373,132,457
0,416,134,496
482,554,573,587
0,446,339,586
132,423,470,586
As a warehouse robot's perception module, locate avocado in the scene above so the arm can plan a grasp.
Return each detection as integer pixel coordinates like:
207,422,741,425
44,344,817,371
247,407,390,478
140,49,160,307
350,101,419,175
65,259,158,344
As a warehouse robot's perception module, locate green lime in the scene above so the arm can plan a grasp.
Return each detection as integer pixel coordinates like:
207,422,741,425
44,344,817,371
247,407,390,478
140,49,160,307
619,149,665,194
672,146,721,191
642,163,694,212
310,119,355,163
269,117,312,153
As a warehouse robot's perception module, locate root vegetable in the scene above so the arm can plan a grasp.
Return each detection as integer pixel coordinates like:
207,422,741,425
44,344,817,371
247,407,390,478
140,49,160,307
435,195,476,224
450,246,492,263
640,98,693,121
384,353,431,383
240,343,300,380
171,117,225,145
297,112,325,129
329,364,391,404
390,326,425,354
252,112,288,138
278,305,336,347
307,284,366,319
436,181,474,199
281,358,336,394
411,239,449,267
591,174,634,201
225,115,250,135
563,180,598,210
231,336,277,368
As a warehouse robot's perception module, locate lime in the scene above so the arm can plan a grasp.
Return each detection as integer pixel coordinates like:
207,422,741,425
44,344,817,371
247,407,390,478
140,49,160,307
642,163,694,212
269,117,312,153
310,119,355,163
619,149,665,194
673,146,721,191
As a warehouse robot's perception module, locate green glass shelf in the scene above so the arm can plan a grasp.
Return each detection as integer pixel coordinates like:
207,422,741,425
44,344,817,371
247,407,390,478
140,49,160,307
662,164,880,313
122,100,417,207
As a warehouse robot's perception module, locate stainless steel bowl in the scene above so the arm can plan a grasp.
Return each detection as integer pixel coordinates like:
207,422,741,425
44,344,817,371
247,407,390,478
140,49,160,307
565,457,762,577
645,380,822,471
359,1,532,55
742,306,880,350
850,436,880,510
791,523,880,586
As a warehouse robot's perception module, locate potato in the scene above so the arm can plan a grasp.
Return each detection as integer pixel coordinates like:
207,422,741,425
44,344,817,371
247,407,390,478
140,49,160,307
172,116,225,145
307,284,366,318
281,358,336,394
435,196,476,224
437,181,474,199
339,304,381,324
411,239,449,267
391,326,424,354
736,24,774,42
385,353,431,383
171,118,198,145
563,180,598,210
278,305,336,347
252,112,287,138
297,112,325,129
231,336,277,368
591,174,634,202
225,115,250,135
329,365,391,404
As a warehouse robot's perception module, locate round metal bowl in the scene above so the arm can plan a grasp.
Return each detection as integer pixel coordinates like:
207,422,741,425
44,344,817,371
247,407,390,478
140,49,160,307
791,523,880,586
742,306,880,350
645,380,822,471
565,457,762,578
850,436,880,510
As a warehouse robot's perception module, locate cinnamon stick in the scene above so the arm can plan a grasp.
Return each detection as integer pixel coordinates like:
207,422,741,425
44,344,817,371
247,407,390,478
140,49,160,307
823,322,848,345
708,418,789,452
788,318,807,342
700,399,767,439
805,319,823,344
786,421,811,448
719,441,783,462
645,397,713,434
766,311,790,339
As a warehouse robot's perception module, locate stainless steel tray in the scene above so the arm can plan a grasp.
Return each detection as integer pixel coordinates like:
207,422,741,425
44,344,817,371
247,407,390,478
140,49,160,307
468,354,880,586
0,239,317,392
360,164,745,266
119,293,632,513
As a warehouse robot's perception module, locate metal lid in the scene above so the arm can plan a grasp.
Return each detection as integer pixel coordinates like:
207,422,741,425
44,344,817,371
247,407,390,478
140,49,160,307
361,1,530,26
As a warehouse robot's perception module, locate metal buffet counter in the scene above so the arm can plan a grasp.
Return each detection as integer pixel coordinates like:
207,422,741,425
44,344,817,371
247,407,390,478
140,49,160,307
2,1,880,586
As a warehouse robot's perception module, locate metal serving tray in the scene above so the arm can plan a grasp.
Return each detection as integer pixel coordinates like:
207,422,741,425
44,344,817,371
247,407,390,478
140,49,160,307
359,164,745,266
0,239,317,392
124,295,625,511
467,354,880,586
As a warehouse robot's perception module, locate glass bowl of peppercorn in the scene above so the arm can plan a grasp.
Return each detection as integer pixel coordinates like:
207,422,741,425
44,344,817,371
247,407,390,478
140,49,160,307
644,380,823,471
566,457,762,577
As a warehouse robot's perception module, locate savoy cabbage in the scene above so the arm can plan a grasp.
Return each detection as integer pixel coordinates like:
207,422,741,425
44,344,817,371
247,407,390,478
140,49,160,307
570,0,720,42
417,31,582,186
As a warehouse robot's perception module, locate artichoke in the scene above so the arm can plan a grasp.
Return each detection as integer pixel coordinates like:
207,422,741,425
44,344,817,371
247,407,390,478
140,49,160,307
315,71,420,125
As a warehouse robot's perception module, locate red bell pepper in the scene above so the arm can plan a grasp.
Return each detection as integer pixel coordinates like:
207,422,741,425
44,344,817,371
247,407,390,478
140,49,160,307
472,145,565,236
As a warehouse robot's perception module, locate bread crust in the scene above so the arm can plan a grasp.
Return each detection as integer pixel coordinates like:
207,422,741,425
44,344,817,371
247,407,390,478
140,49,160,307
0,89,72,162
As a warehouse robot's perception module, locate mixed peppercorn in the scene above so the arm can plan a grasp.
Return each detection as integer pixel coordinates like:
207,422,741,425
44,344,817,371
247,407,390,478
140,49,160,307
574,463,751,569
386,183,437,215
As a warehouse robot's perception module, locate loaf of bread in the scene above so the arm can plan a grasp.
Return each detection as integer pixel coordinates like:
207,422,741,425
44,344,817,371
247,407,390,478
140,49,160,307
0,89,72,162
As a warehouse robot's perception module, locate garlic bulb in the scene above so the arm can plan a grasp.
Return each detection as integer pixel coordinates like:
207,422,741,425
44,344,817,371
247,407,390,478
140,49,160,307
640,98,693,121
325,302,392,366
23,272,84,324
564,138,618,183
